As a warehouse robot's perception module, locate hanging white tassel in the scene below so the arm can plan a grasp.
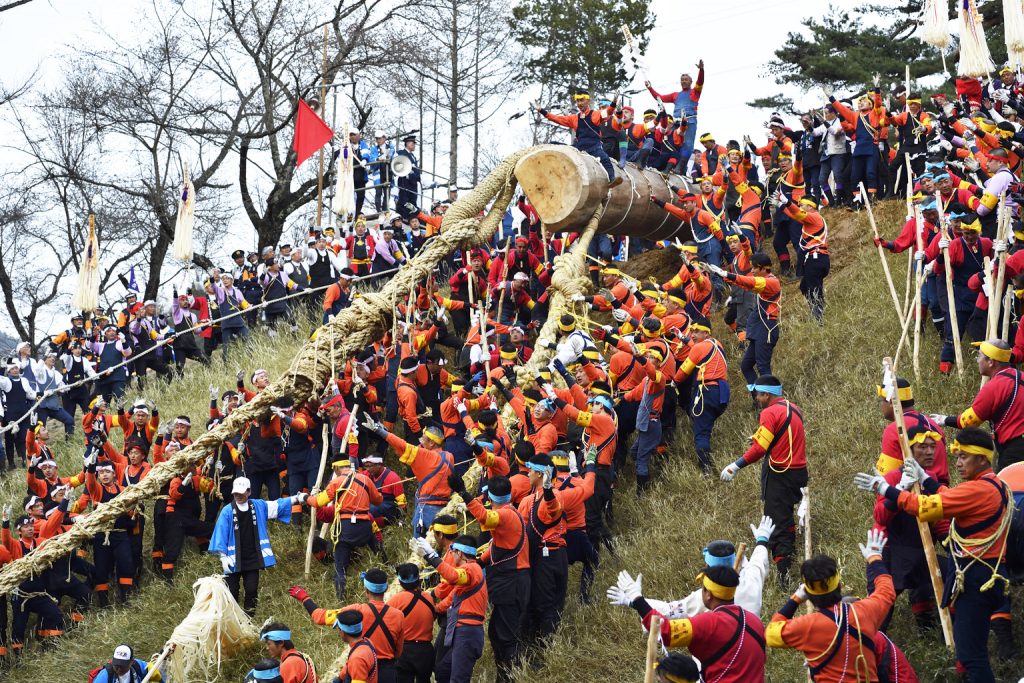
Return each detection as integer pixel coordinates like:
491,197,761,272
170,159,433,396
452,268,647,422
172,161,196,262
922,0,953,49
71,215,100,312
1005,0,1024,69
162,576,257,682
332,122,356,217
958,0,995,77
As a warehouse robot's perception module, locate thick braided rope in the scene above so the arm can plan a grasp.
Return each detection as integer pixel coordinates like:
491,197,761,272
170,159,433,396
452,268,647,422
0,147,539,597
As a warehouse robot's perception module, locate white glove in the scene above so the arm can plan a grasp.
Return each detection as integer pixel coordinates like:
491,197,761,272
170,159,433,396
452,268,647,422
612,308,629,323
606,584,632,607
617,570,643,603
872,72,880,87
942,70,951,81
2,504,10,521
215,459,224,472
938,237,950,250
965,156,981,171
995,88,1010,103
902,456,928,484
571,294,586,302
963,130,976,145
413,537,437,559
914,250,926,262
236,368,245,383
897,468,917,491
537,339,557,350
221,555,233,573
451,500,467,516
182,472,194,488
706,263,727,277
929,413,948,425
853,469,889,496
602,325,614,333
859,528,888,560
542,465,553,489
542,383,558,400
822,84,833,98
751,515,776,543
292,493,308,506
959,117,977,131
794,585,809,602
568,451,579,475
939,139,953,152
720,462,741,482
924,262,934,276
627,279,638,293
271,407,285,419
210,385,219,401
995,239,1008,254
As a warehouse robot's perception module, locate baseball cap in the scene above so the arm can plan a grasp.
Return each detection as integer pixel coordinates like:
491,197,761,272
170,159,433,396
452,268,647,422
232,477,252,494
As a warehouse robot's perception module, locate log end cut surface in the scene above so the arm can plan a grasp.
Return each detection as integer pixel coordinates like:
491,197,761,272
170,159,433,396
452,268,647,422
514,146,605,230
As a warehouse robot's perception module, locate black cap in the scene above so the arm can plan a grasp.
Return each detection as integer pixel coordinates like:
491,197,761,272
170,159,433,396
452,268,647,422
232,249,245,260
402,135,417,143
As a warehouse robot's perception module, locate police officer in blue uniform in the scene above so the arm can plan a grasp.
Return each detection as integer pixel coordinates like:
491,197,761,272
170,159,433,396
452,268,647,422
396,136,421,221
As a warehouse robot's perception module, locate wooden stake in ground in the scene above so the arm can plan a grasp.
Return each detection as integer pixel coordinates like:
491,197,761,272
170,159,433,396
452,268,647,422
862,182,903,324
306,404,358,575
934,191,965,378
881,357,955,647
644,614,661,683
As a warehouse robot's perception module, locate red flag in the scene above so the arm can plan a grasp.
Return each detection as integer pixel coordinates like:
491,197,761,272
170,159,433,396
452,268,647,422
292,99,334,168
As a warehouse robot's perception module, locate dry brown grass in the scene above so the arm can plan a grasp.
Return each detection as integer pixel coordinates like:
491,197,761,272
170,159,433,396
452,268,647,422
4,202,1022,681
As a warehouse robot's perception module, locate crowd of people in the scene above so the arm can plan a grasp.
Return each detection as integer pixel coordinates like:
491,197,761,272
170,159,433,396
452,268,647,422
1,60,1024,683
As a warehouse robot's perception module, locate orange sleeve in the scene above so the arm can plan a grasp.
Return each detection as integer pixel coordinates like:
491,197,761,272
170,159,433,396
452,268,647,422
543,111,578,129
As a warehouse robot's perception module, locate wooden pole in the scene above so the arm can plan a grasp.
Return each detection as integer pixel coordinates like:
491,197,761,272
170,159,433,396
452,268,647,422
862,182,903,325
935,190,965,378
990,195,1010,340
494,236,513,328
803,486,813,614
910,182,925,381
1002,288,1013,343
541,221,549,266
141,643,176,683
466,259,492,382
732,543,747,571
316,26,328,229
305,404,359,575
904,249,913,320
644,614,661,683
881,358,955,647
893,293,916,373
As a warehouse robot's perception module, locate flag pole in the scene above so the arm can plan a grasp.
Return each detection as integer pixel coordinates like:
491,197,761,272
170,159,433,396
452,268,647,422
316,26,329,229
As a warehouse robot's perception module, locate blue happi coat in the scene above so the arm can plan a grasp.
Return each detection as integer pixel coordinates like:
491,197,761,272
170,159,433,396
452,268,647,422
209,498,292,572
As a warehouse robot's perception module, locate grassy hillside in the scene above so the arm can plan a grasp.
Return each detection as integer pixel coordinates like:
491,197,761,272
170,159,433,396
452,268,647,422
4,201,1022,682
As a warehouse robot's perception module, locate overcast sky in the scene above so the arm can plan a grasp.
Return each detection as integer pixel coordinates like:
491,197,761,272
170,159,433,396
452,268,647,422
0,0,942,337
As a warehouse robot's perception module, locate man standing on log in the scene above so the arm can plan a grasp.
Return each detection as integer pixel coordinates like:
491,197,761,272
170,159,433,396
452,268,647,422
536,91,622,188
646,61,705,173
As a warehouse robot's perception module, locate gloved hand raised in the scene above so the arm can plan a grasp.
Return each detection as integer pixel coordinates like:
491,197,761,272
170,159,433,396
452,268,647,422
859,528,888,560
853,469,889,496
616,570,643,604
612,308,630,323
751,515,776,543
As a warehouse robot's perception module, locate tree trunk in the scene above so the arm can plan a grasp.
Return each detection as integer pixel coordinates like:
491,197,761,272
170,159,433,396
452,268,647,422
432,79,439,204
449,0,459,186
473,15,481,185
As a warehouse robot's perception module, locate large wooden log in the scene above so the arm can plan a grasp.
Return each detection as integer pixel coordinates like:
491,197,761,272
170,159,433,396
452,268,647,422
514,145,699,240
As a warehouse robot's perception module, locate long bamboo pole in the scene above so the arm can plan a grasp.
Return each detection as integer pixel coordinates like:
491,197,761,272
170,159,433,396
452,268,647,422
935,190,965,378
644,614,661,683
862,182,903,325
908,158,924,381
305,404,358,575
316,26,328,229
989,195,1010,340
882,358,955,647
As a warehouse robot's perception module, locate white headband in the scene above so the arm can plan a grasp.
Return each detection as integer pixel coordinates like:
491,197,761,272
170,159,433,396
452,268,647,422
363,455,383,464
24,496,40,511
96,463,115,472
174,418,191,427
252,370,267,384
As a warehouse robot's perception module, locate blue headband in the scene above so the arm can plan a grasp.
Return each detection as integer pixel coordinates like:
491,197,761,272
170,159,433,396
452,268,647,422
333,618,363,635
489,492,512,505
588,395,615,412
247,667,281,680
752,384,782,396
451,542,477,556
933,173,950,182
398,570,421,584
920,199,937,210
950,211,968,220
918,172,934,180
925,161,943,169
537,398,554,412
260,630,291,642
361,572,388,594
703,549,736,568
525,461,550,473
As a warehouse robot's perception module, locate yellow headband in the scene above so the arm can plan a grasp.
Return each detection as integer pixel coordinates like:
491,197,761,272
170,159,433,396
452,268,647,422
573,94,590,101
876,384,912,402
331,459,351,468
799,197,818,208
696,572,737,600
699,133,713,142
558,319,576,332
590,385,610,397
804,572,841,595
500,349,517,360
424,429,443,445
667,294,687,307
583,349,600,360
725,234,741,242
690,323,711,333
657,669,696,683
550,453,569,466
601,267,621,276
642,322,664,338
681,245,698,254
960,219,982,233
972,341,1012,362
951,439,994,462
908,430,942,447
432,523,458,534
905,99,921,105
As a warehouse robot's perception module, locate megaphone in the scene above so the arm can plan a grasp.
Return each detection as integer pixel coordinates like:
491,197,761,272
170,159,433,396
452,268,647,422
391,155,413,178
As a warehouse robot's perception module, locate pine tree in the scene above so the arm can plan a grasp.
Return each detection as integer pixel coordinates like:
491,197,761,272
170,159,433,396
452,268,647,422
509,0,655,98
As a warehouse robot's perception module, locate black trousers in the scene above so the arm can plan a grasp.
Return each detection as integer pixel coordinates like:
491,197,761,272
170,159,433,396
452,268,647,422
62,390,91,422
799,252,830,322
762,466,808,563
226,569,260,612
333,518,382,599
129,515,145,579
134,352,172,387
525,547,568,644
162,513,215,579
396,640,434,683
488,569,528,683
996,436,1024,472
354,173,367,216
584,465,613,546
92,530,133,604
